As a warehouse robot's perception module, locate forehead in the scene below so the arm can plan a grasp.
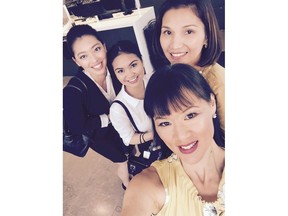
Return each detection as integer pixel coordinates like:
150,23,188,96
162,7,203,28
112,53,139,65
153,88,206,118
73,35,102,51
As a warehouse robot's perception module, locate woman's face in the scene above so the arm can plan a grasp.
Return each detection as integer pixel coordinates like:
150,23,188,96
160,7,207,67
72,35,107,76
154,91,216,165
112,53,145,88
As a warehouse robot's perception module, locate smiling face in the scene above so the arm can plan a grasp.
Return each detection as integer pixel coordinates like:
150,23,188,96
154,90,216,164
72,35,107,76
160,7,207,68
112,52,145,88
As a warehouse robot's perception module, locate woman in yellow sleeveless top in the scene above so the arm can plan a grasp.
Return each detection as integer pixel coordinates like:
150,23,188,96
120,64,225,216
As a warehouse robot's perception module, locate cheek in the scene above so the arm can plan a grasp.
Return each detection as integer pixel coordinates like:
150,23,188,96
115,74,125,84
137,65,145,75
155,127,166,141
156,127,174,147
191,36,206,51
100,51,107,62
75,59,88,69
160,36,168,50
197,117,214,139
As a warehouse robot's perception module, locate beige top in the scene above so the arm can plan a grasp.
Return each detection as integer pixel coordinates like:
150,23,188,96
201,63,225,132
152,154,225,216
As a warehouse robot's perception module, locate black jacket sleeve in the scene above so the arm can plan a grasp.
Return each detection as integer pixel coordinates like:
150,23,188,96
63,86,102,135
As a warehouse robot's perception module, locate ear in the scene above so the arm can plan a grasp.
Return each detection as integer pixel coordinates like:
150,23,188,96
210,93,217,115
72,57,81,67
142,60,146,74
204,36,208,45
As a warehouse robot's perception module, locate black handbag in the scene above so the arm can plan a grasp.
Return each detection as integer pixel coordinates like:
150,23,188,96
63,122,90,157
112,100,163,176
63,77,92,157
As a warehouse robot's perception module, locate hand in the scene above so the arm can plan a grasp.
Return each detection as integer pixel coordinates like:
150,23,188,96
146,131,154,141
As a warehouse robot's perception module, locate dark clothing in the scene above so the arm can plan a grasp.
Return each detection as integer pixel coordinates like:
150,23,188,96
63,71,126,162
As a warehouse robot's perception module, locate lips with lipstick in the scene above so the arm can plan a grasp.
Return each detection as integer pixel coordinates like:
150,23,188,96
178,140,198,154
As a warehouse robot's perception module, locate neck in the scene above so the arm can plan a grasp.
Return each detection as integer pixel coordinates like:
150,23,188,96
195,144,224,176
90,70,107,91
183,144,225,202
125,80,145,99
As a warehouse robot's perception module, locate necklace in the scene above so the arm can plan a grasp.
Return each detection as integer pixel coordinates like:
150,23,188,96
200,185,225,216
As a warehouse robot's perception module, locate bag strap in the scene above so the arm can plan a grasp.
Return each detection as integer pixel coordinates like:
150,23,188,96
74,76,88,91
65,76,88,105
112,100,142,133
65,84,82,92
112,100,143,157
64,76,87,131
66,76,87,93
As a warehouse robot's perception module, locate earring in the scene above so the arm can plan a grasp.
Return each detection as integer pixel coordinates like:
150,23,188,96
213,113,217,119
204,43,208,48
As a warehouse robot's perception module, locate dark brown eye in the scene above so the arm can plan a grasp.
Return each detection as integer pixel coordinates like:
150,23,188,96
185,113,196,120
159,122,170,127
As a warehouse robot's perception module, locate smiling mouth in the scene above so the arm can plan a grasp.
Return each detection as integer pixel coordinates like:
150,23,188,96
178,140,198,154
92,62,102,69
170,52,187,58
180,141,197,150
127,76,138,83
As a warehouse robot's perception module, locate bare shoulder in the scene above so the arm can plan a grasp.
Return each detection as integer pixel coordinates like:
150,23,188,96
121,166,166,216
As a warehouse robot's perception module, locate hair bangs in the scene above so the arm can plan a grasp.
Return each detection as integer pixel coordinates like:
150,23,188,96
145,70,198,119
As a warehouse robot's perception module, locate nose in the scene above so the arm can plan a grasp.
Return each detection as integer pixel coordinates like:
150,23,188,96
90,52,99,64
170,33,183,50
173,122,190,143
127,67,136,77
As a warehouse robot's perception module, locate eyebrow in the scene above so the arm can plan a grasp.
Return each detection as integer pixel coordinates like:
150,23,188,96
184,104,198,111
161,24,199,29
114,59,138,71
129,59,138,65
154,105,198,120
76,42,101,57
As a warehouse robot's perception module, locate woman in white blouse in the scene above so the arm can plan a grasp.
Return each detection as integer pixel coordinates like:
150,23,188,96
108,40,156,189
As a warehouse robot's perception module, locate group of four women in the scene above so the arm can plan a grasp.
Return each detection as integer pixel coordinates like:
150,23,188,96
63,0,225,215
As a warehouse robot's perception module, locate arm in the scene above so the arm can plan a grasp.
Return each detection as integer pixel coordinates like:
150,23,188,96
129,131,154,145
110,103,153,146
63,87,102,135
121,167,166,216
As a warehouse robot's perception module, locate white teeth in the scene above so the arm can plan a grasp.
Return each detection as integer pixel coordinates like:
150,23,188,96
128,77,137,83
180,141,196,150
92,63,102,69
171,53,186,57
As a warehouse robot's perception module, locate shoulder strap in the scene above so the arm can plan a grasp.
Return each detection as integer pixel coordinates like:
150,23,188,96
65,76,88,104
64,76,89,132
65,84,82,93
65,76,87,92
73,76,88,91
112,100,141,133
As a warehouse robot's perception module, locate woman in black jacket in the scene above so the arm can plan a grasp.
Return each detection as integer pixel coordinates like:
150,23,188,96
63,25,129,187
